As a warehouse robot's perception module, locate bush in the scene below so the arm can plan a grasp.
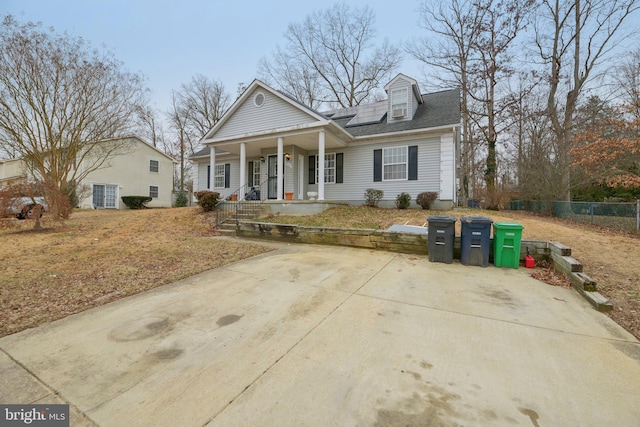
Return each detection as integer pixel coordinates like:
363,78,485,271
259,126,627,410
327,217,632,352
395,192,411,209
416,192,438,209
175,191,188,208
364,188,384,207
194,190,220,212
121,196,152,209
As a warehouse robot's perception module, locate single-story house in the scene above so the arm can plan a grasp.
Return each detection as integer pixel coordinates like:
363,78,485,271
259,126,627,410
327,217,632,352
191,73,460,208
0,136,175,209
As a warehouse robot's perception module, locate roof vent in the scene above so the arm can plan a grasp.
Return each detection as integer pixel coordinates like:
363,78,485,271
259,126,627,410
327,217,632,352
254,92,265,107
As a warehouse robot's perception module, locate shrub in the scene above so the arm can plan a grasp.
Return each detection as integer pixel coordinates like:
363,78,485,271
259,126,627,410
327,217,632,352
175,191,188,208
364,188,384,207
194,190,220,212
395,192,411,209
121,196,152,209
416,192,438,210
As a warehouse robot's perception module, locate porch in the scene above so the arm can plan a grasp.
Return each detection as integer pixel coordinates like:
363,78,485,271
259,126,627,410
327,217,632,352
206,122,351,203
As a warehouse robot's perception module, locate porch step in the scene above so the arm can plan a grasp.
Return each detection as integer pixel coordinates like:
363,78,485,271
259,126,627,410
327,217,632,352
216,223,236,236
215,203,268,235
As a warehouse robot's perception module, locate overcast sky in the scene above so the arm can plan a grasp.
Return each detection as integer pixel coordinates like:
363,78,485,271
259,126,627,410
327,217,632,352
2,0,427,113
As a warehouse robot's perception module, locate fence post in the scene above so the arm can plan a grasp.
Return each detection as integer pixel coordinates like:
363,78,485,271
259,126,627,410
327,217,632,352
637,199,639,232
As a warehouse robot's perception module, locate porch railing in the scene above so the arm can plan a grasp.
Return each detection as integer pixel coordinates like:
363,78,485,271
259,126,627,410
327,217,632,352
215,180,269,227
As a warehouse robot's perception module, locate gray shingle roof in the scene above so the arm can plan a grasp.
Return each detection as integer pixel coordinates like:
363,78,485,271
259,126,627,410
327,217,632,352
190,88,460,159
335,89,460,137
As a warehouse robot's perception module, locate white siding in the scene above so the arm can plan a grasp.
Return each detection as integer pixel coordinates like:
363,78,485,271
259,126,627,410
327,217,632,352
387,77,414,123
195,158,240,199
308,137,441,203
440,133,456,200
0,158,25,183
215,89,320,139
78,138,174,209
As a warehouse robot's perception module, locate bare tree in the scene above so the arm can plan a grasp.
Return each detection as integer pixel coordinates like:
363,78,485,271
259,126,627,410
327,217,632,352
259,3,401,109
135,105,166,149
166,75,231,190
177,74,230,145
409,0,534,207
612,48,640,119
0,16,147,218
468,0,536,208
258,48,324,109
407,0,484,205
166,91,190,192
535,0,640,200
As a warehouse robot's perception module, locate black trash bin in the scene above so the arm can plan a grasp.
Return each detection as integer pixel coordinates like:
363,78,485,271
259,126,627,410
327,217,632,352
460,216,493,267
427,215,456,264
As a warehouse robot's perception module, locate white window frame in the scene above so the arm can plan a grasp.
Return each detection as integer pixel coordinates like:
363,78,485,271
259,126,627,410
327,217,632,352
382,146,408,181
149,185,159,198
252,161,261,186
391,88,408,118
214,164,225,189
92,184,118,209
150,159,159,173
316,152,336,184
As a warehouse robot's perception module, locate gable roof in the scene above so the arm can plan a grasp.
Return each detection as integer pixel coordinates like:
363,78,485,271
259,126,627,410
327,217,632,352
384,73,423,104
0,135,175,163
201,79,330,142
192,77,459,158
324,89,460,138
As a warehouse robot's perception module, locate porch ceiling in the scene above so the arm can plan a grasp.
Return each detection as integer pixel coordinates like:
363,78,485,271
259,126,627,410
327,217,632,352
211,129,348,157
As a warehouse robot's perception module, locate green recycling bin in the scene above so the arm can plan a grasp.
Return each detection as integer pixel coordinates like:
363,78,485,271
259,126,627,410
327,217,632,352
493,222,524,268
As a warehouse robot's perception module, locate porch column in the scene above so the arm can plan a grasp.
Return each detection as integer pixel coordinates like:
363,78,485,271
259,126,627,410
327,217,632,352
318,130,325,200
277,137,284,200
239,142,246,199
209,147,216,190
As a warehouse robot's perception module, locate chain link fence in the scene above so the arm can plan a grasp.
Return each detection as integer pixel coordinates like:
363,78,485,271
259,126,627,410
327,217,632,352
506,200,640,233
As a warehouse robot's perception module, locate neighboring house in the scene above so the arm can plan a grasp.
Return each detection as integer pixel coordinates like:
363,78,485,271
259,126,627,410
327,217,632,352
0,157,26,187
0,136,175,209
191,74,461,208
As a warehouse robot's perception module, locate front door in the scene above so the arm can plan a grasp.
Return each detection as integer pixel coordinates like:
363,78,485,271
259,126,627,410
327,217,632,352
267,155,280,199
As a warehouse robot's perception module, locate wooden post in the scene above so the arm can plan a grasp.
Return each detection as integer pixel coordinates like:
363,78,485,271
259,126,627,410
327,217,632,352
636,199,639,232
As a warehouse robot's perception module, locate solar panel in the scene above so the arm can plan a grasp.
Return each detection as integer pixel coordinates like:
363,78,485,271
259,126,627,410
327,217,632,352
345,101,387,126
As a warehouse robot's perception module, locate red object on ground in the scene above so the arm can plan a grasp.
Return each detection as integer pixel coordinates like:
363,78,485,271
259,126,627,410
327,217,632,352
525,247,535,268
525,256,535,268
525,255,535,269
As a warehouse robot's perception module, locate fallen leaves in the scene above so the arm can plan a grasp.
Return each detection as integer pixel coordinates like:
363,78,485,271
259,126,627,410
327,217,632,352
530,260,572,289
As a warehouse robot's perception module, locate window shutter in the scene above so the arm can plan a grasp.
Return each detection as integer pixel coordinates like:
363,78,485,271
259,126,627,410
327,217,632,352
308,155,316,184
336,153,344,184
248,161,254,187
373,149,382,182
408,146,418,181
224,163,231,188
207,165,211,189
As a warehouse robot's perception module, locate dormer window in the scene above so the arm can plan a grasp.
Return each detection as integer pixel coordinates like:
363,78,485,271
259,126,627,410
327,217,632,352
391,88,408,119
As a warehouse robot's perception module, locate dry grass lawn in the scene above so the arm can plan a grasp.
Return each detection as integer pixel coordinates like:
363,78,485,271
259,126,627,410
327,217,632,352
0,207,272,337
262,207,640,340
2,205,638,341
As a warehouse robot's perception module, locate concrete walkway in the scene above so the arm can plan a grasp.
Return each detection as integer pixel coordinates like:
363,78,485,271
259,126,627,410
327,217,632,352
1,243,639,426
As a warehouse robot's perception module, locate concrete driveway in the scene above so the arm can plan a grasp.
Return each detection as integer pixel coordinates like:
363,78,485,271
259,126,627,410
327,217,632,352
1,242,639,426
